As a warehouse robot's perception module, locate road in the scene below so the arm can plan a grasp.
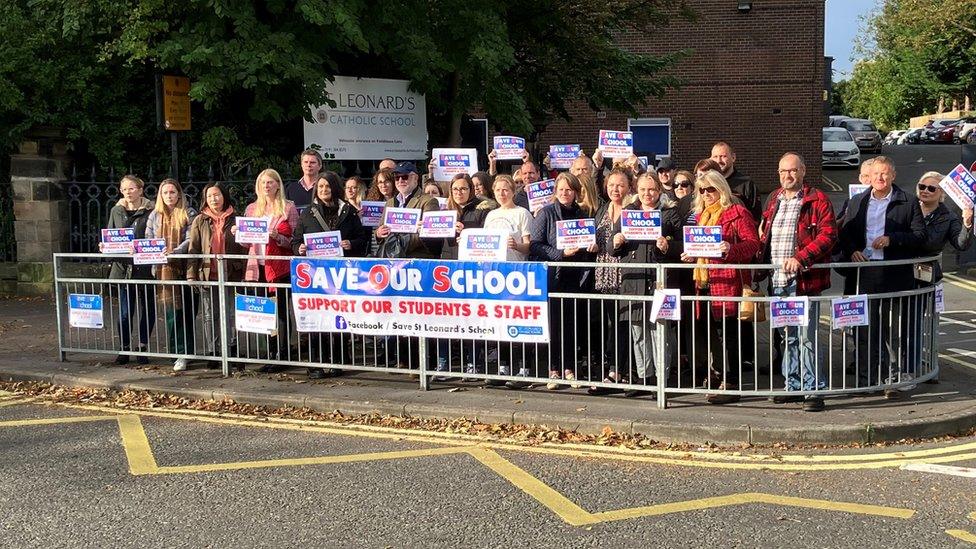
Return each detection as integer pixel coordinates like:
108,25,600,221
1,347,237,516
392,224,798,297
1,394,975,548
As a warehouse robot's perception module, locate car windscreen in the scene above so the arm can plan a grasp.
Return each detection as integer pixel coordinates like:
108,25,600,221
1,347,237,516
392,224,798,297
846,122,876,132
823,131,853,142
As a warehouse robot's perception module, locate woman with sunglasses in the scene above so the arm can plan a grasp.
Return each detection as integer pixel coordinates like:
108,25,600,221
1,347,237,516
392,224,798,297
680,170,761,404
916,172,973,282
673,170,695,201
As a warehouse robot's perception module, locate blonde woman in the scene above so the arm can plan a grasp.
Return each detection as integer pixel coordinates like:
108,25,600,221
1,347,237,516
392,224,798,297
145,178,198,371
576,172,602,216
344,176,365,211
679,170,760,404
230,168,299,372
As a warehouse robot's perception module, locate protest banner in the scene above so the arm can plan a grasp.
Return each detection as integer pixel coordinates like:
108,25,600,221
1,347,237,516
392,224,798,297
555,219,596,250
526,179,556,213
132,238,168,265
770,296,810,328
291,258,549,343
621,210,662,240
831,295,868,329
935,283,945,313
431,148,478,180
235,217,270,244
597,130,633,159
419,210,458,238
939,164,976,209
848,184,870,199
492,136,525,161
650,289,681,321
682,226,724,258
235,294,278,335
383,207,422,233
359,201,385,227
549,145,581,169
458,228,509,261
304,231,344,258
68,294,103,329
100,228,134,254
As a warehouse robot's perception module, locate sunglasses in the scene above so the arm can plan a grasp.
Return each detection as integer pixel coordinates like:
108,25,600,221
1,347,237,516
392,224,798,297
675,181,692,188
917,184,939,193
394,174,410,180
698,186,718,195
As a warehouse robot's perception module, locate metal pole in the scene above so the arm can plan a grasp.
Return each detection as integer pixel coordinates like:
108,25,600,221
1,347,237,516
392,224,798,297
930,285,939,380
217,257,230,377
53,255,67,362
170,132,179,178
418,336,429,390
654,265,666,409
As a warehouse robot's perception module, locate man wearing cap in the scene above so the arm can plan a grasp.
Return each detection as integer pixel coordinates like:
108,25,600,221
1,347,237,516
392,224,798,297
656,157,677,200
285,149,322,211
374,161,443,258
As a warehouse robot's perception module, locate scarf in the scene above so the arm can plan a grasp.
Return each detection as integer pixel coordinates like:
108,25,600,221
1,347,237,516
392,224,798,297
204,206,234,278
693,201,726,288
158,211,185,307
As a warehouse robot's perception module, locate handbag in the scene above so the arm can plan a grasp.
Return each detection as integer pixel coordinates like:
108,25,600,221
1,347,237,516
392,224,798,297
377,233,408,258
739,287,767,322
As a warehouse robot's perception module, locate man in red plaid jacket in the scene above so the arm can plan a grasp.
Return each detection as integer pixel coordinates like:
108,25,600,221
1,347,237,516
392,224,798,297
759,153,837,412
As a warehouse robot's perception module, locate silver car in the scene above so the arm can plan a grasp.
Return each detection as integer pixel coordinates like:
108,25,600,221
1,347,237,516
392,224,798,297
839,118,882,153
822,128,861,168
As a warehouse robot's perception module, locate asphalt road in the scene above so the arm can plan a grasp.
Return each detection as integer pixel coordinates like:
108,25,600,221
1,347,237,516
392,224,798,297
1,397,975,548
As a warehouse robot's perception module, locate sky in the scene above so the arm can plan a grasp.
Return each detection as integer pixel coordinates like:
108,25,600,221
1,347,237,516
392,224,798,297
825,0,882,79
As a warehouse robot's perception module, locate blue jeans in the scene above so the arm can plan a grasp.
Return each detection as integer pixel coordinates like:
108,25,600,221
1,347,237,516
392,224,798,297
772,283,824,391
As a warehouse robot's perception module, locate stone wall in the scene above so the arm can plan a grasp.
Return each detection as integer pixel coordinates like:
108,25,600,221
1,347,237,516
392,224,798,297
10,152,68,295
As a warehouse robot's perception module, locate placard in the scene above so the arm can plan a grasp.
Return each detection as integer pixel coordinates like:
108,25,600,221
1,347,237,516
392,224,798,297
831,295,868,329
419,210,458,238
291,258,549,343
526,178,556,213
621,210,662,240
132,238,168,265
650,289,681,321
235,294,278,335
637,156,649,170
68,294,103,329
492,136,525,161
359,201,385,227
304,231,344,258
682,226,724,258
848,184,870,199
549,145,581,170
939,164,976,209
436,197,449,210
935,283,945,313
770,296,809,328
235,217,270,244
597,130,633,159
100,228,135,254
431,148,478,181
383,207,422,233
555,219,596,250
458,228,509,262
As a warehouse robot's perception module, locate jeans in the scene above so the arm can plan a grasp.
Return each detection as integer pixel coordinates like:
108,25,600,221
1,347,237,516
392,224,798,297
628,306,676,383
115,283,156,351
771,283,824,391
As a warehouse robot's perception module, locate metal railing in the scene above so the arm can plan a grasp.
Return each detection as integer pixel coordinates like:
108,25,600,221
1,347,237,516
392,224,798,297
52,253,941,409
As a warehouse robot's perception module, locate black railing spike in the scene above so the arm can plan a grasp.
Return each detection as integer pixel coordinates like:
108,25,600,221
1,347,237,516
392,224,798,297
187,165,194,182
108,166,116,182
71,165,77,181
128,165,133,177
90,165,97,182
147,164,155,181
245,164,253,180
354,161,362,176
208,164,214,180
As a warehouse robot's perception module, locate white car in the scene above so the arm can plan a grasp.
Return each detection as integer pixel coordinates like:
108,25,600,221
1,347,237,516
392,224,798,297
822,128,861,168
884,130,906,145
958,118,976,142
899,128,924,144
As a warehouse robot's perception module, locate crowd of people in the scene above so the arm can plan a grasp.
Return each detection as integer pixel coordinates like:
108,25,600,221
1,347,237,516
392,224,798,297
101,143,972,411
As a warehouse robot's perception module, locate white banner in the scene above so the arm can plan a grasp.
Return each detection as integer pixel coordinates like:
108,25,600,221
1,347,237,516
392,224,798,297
305,76,428,160
458,228,509,262
431,148,478,181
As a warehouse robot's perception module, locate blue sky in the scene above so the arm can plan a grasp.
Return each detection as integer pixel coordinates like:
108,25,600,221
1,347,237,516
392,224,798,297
825,0,881,79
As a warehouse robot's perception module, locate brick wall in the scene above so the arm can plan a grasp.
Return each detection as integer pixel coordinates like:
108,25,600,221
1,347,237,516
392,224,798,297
513,0,826,194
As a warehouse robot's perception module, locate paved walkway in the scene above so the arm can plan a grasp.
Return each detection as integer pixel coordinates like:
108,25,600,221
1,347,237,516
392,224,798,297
2,297,975,445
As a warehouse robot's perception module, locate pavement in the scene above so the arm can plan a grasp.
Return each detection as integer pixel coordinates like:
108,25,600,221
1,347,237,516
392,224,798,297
3,295,976,446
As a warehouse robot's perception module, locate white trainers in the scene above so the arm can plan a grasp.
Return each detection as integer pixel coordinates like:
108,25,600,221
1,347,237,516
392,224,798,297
173,358,188,372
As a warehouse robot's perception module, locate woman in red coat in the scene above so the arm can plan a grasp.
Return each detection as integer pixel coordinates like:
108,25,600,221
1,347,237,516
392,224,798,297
680,170,761,404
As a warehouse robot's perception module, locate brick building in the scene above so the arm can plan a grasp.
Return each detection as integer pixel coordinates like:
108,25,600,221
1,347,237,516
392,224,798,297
531,0,826,193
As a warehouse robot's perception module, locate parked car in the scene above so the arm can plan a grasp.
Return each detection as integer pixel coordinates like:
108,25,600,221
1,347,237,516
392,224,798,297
900,127,925,144
839,118,883,153
921,119,961,144
957,117,976,142
828,115,853,128
884,130,906,145
822,127,861,168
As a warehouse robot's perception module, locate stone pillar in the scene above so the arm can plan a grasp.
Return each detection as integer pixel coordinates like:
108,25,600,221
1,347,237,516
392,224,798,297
10,139,69,296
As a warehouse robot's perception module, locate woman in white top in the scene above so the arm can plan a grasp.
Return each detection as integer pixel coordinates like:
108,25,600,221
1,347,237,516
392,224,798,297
482,175,531,261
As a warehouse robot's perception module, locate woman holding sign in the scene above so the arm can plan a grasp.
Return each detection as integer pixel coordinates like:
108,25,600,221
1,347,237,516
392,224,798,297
104,174,156,365
145,178,198,371
917,171,974,281
440,174,495,259
680,170,760,404
530,172,598,390
232,168,299,373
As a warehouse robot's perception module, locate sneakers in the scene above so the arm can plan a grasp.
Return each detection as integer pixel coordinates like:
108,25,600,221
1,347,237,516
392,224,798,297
432,359,450,382
546,371,564,390
114,354,130,365
308,368,327,380
771,394,804,404
173,358,188,372
486,365,509,387
504,367,531,390
462,363,483,383
564,369,581,389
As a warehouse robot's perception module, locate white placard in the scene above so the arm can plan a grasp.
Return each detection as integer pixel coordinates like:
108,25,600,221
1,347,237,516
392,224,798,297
848,184,870,199
235,294,278,335
359,201,385,227
68,294,103,329
549,145,581,170
492,136,525,161
235,217,270,244
100,228,135,254
436,197,449,210
597,130,633,159
555,219,596,250
935,283,945,313
431,148,478,181
458,228,509,261
939,164,976,209
132,238,168,265
304,231,344,258
383,207,422,233
419,210,458,238
682,226,724,258
526,179,556,213
621,210,662,240
650,289,681,321
831,295,868,329
770,296,809,328
305,76,428,160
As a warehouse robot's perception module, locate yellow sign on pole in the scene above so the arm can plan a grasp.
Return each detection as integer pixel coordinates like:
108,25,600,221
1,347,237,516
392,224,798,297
162,76,191,131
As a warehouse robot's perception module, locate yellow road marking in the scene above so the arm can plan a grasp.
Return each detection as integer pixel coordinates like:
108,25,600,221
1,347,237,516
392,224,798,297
0,415,118,427
947,529,976,544
0,397,35,408
821,175,843,192
943,273,976,292
117,415,158,475
970,511,976,521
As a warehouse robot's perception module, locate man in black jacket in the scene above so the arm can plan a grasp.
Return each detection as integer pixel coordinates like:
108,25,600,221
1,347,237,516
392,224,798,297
285,149,322,212
711,142,761,221
836,156,926,392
